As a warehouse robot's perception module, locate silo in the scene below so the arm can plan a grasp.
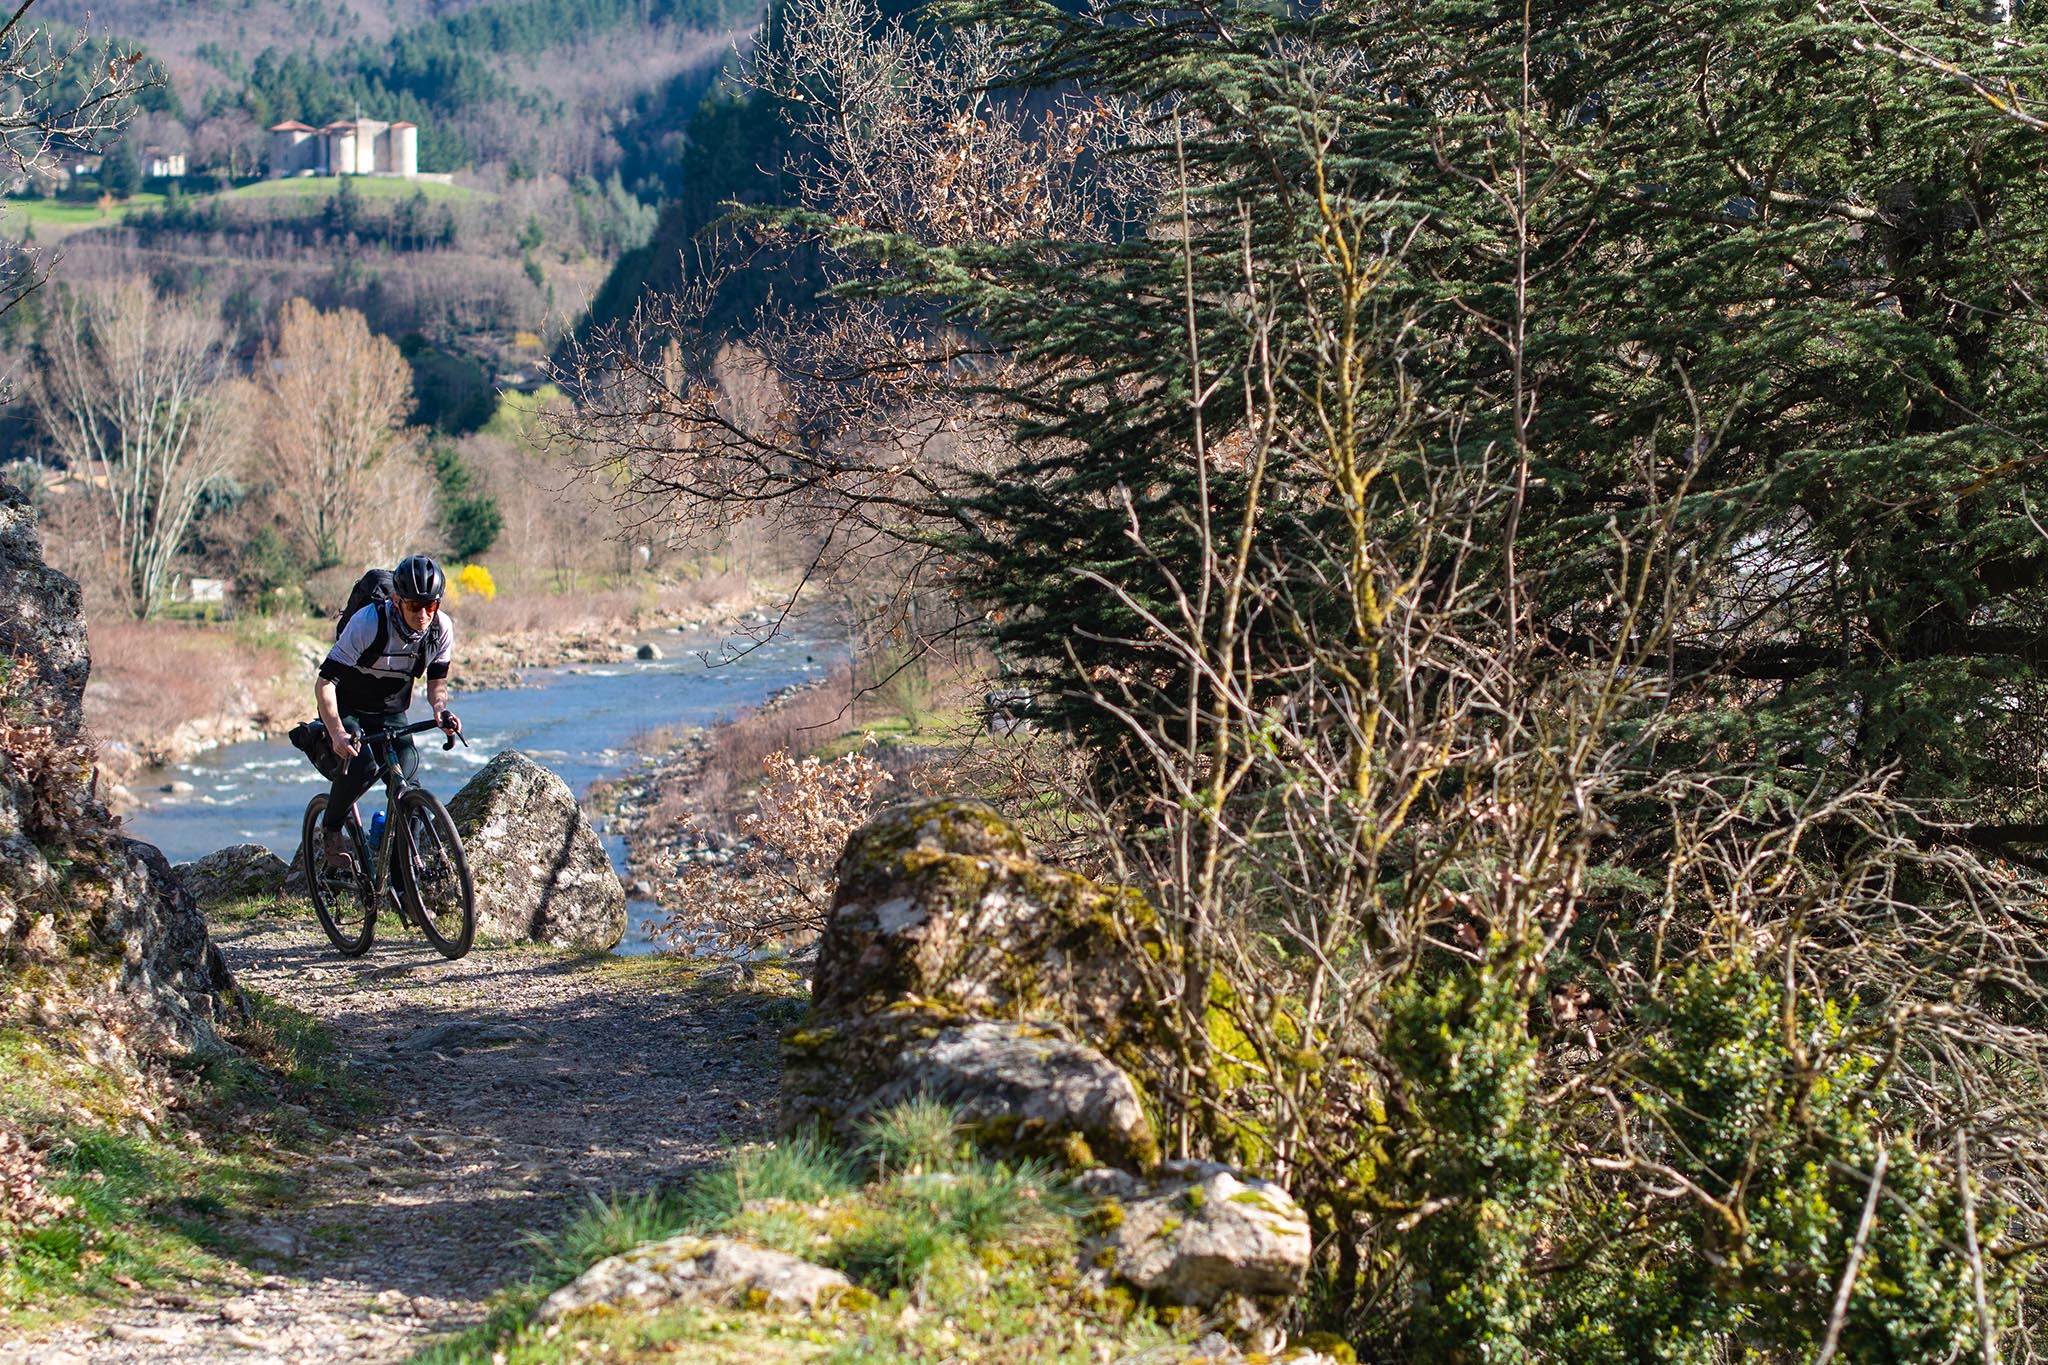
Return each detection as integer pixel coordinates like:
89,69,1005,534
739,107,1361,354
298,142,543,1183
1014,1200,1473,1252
392,122,418,177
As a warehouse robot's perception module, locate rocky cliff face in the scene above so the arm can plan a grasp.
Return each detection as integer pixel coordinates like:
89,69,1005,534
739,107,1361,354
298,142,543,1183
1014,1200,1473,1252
0,482,239,1062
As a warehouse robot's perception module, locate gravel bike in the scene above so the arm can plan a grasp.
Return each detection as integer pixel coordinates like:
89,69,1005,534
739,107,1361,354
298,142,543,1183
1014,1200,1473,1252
299,716,475,960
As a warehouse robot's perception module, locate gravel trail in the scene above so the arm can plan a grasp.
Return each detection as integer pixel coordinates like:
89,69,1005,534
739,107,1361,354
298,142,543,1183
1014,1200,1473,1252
2,916,790,1365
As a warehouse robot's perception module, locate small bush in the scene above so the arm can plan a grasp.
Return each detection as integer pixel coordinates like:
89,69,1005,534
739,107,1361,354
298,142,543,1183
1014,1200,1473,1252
451,563,496,601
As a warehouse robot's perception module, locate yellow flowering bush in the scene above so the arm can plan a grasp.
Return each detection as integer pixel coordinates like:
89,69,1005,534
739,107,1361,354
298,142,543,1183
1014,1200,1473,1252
446,564,496,603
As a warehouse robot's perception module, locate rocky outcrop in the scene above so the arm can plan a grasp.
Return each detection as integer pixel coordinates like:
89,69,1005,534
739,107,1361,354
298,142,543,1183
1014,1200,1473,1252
446,749,626,949
0,480,240,1058
534,1235,852,1322
174,843,291,908
815,799,1160,1039
784,796,1314,1345
784,797,1162,1168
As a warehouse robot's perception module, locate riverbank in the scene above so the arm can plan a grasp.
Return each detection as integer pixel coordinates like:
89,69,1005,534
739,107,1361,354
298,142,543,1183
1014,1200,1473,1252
595,665,969,941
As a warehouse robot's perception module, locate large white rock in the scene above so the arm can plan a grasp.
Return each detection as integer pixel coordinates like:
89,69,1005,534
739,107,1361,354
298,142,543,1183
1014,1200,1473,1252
446,749,625,949
534,1235,852,1322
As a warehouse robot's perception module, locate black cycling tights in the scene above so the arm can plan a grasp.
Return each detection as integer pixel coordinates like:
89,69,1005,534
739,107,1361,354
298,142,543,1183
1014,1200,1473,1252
322,728,420,830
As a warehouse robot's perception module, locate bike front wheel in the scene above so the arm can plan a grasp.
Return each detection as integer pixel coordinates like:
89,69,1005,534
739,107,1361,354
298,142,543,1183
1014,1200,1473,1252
301,794,375,957
393,788,474,959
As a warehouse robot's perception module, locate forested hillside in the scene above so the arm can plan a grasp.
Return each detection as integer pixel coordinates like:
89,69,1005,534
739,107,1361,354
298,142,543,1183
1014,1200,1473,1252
36,0,757,185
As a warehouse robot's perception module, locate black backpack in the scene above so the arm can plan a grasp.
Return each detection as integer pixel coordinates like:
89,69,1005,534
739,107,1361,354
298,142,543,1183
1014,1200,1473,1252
335,568,395,640
334,568,435,678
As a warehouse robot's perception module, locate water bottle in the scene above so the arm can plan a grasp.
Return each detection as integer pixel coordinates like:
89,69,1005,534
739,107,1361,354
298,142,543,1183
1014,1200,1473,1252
367,811,385,853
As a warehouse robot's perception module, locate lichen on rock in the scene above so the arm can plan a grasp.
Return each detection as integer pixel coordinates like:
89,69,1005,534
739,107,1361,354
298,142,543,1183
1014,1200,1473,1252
534,1234,853,1322
446,749,626,949
785,796,1164,1169
1074,1161,1311,1350
816,796,1164,1050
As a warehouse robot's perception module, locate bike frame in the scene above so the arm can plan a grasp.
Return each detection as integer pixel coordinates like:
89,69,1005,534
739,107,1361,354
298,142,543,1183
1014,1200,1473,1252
345,716,460,898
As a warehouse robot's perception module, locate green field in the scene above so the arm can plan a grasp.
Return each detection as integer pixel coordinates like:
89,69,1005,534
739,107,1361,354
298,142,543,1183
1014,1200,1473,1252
222,175,482,205
1,192,165,238
1,176,485,240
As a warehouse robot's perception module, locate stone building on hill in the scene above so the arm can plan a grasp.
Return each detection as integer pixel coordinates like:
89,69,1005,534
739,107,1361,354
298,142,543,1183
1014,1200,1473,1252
267,117,418,178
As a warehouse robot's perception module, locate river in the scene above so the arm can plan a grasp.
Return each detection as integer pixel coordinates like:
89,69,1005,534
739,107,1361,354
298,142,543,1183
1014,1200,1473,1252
119,626,833,955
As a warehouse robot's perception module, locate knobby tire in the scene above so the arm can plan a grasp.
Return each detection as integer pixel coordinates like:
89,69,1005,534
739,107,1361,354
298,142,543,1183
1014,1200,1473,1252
302,794,375,957
394,788,474,959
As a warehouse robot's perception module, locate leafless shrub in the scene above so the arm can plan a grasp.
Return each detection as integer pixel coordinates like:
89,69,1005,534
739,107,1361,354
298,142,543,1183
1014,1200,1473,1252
655,740,893,957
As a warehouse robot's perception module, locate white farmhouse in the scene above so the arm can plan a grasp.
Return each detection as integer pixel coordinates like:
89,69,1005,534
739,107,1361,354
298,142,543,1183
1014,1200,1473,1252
267,117,418,178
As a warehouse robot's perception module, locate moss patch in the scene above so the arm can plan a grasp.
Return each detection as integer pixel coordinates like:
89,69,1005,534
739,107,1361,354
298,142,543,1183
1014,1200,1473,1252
418,1122,1190,1365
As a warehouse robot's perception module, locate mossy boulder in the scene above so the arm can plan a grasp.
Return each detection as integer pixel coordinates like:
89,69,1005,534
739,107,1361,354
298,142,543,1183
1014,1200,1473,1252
534,1234,853,1321
788,1017,1157,1169
174,843,291,908
1074,1161,1312,1351
786,797,1163,1169
816,797,1162,1047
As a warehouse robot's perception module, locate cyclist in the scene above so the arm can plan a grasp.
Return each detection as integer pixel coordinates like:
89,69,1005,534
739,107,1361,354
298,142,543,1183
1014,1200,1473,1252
315,554,462,869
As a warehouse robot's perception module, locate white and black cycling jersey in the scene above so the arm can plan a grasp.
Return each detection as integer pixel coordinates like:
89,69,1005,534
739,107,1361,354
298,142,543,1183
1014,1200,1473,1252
319,601,455,718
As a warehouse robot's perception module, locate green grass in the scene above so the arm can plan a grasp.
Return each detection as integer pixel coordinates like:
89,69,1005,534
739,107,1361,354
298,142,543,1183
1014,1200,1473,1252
221,176,484,205
0,192,166,239
411,1103,1170,1365
0,989,379,1326
1,175,483,240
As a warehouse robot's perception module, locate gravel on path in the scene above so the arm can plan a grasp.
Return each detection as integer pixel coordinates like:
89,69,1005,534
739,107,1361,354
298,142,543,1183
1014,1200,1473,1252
1,916,793,1365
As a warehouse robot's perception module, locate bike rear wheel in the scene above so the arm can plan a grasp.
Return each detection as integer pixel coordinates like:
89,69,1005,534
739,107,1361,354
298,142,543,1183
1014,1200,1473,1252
393,788,474,959
301,794,375,957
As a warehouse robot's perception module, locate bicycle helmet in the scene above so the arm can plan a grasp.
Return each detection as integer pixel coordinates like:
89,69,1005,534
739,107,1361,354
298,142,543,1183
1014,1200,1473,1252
393,554,445,604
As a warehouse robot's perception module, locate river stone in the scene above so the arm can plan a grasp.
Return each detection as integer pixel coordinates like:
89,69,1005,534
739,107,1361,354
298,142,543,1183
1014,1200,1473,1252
636,642,663,660
446,749,625,949
1077,1159,1310,1344
534,1235,852,1322
175,843,291,907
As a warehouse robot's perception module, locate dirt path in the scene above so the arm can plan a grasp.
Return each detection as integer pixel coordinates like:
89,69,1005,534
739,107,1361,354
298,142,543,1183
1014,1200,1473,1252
3,919,793,1365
